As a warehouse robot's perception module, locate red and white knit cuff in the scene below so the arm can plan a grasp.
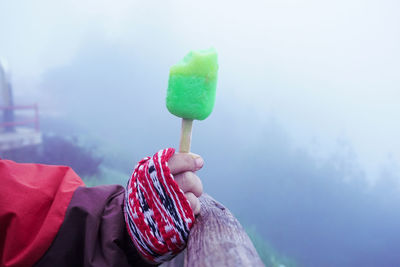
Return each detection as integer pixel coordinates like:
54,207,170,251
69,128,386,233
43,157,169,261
124,148,195,264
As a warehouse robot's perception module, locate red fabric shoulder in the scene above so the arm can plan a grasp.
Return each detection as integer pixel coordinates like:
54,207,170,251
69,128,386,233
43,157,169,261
0,160,85,267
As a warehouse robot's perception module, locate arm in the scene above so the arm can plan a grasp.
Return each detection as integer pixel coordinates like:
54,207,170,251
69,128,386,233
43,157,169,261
0,148,203,267
35,148,203,267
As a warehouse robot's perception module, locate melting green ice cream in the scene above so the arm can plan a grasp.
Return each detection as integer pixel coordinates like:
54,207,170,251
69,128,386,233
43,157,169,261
166,48,218,120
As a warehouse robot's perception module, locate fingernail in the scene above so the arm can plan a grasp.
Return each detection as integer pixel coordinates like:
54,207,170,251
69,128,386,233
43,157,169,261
195,157,204,169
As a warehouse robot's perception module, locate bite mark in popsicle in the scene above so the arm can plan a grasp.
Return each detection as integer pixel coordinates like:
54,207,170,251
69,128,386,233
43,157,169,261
166,48,218,153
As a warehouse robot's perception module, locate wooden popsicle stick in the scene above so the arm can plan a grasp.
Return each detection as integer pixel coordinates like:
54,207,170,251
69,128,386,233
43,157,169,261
179,119,193,153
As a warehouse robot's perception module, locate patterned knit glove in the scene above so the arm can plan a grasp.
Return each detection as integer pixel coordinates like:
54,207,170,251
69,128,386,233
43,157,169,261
124,148,195,264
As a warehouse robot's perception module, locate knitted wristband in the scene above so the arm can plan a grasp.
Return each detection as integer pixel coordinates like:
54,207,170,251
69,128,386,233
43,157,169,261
124,148,195,264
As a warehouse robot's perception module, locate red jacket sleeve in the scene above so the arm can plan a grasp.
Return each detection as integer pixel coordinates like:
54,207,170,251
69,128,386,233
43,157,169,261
0,159,84,267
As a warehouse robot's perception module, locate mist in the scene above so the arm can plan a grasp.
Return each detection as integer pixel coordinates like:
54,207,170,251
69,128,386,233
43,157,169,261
1,0,400,266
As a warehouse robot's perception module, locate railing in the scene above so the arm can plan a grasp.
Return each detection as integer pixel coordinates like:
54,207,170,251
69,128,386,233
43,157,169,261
162,194,264,267
0,104,39,131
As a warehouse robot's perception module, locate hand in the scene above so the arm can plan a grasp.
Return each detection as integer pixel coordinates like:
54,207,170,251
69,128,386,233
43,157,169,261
168,153,204,215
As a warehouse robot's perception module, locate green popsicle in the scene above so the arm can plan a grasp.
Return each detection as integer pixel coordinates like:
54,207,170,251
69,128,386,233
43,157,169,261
166,48,218,153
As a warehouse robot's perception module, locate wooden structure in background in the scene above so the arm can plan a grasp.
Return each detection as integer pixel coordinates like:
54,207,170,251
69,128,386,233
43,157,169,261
0,62,42,151
162,194,264,267
0,105,42,151
0,105,40,131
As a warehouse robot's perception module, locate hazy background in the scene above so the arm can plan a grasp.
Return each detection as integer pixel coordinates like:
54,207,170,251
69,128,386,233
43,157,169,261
1,0,400,266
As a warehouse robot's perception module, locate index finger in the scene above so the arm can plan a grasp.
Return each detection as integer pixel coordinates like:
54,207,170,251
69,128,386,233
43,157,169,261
168,153,204,174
